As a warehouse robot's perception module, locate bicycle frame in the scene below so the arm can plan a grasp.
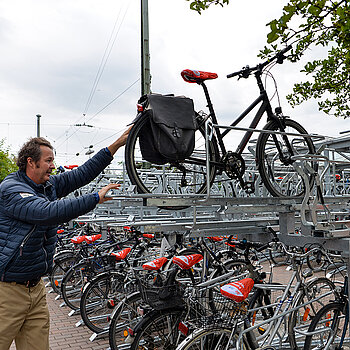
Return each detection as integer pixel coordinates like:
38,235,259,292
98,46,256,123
199,68,278,159
235,253,338,349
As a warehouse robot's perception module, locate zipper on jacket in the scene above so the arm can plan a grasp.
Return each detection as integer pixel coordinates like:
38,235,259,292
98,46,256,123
1,224,37,280
43,246,48,274
20,225,37,256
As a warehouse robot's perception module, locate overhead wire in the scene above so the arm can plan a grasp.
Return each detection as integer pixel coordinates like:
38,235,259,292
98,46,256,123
55,77,140,151
81,1,131,120
54,0,132,149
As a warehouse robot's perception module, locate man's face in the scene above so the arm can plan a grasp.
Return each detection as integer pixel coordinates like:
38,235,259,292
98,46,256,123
27,146,55,184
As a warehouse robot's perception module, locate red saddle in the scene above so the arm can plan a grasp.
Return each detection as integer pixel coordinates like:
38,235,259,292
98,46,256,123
142,257,168,271
71,234,102,244
64,165,78,170
220,278,254,303
172,254,203,270
207,236,223,242
181,69,218,83
143,233,155,239
111,247,131,261
57,229,64,234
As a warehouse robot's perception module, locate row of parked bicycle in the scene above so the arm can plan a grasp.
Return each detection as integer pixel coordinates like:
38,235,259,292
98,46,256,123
47,223,349,349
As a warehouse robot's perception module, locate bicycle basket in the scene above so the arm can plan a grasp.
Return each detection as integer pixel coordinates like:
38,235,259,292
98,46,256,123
188,288,247,328
138,271,185,310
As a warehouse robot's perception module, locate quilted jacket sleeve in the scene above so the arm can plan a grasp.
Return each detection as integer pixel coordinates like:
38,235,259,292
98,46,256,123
3,191,98,226
52,148,113,199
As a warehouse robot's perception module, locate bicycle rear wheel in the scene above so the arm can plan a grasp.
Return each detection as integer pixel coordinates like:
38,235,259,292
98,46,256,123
49,254,76,294
80,271,126,334
256,118,316,197
61,261,94,311
288,277,339,349
303,302,348,350
125,114,218,198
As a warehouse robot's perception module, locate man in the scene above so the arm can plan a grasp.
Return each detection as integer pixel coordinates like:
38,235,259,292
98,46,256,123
0,126,131,350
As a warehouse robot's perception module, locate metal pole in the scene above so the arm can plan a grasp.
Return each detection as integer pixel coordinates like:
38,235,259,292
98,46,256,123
36,114,41,137
141,0,151,95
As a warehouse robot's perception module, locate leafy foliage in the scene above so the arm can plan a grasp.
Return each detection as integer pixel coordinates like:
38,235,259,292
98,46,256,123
262,0,350,118
187,0,229,13
0,140,18,182
189,0,350,118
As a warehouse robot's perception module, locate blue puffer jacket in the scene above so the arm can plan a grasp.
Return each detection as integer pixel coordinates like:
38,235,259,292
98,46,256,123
0,148,113,282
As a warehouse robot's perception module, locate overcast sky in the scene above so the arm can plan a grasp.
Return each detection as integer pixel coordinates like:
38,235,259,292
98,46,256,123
0,0,348,167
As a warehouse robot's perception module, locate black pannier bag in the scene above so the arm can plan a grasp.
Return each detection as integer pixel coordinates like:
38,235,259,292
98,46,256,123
139,94,196,165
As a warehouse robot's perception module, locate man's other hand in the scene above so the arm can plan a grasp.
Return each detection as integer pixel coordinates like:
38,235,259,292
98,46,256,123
97,183,121,204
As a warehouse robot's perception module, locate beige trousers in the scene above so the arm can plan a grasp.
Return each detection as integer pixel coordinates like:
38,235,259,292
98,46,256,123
0,280,49,350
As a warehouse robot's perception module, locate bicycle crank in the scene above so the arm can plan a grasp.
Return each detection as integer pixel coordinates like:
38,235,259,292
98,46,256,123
223,151,245,179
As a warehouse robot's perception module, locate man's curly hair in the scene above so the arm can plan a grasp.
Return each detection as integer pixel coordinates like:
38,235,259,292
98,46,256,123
17,137,53,171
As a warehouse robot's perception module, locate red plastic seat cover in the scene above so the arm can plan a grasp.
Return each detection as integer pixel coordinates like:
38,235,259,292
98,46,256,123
64,165,78,170
172,254,203,270
207,236,223,242
143,233,155,239
71,234,102,244
85,234,102,243
57,229,64,234
220,278,254,302
142,257,168,271
181,69,218,83
111,247,131,261
71,235,86,244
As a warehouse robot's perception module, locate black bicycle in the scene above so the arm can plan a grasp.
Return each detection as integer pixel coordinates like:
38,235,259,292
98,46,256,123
125,45,316,198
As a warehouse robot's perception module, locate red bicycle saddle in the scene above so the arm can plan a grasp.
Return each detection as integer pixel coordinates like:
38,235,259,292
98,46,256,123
71,234,102,244
64,165,78,170
172,254,203,270
111,247,131,261
220,278,254,302
142,257,168,271
143,233,155,239
181,69,218,83
207,236,223,242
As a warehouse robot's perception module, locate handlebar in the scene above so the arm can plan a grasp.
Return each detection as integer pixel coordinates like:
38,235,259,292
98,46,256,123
227,236,272,252
227,44,292,79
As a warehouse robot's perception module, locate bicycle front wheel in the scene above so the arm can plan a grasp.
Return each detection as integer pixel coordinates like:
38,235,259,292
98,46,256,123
256,118,315,197
130,308,186,350
176,326,247,350
303,302,348,350
125,114,218,197
108,292,143,350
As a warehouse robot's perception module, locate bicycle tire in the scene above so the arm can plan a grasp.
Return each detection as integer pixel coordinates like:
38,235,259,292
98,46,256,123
79,271,126,334
256,118,316,197
130,307,186,350
288,277,339,349
303,301,348,350
49,254,77,295
108,291,143,350
248,284,282,333
61,261,94,311
125,113,218,205
176,326,247,350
